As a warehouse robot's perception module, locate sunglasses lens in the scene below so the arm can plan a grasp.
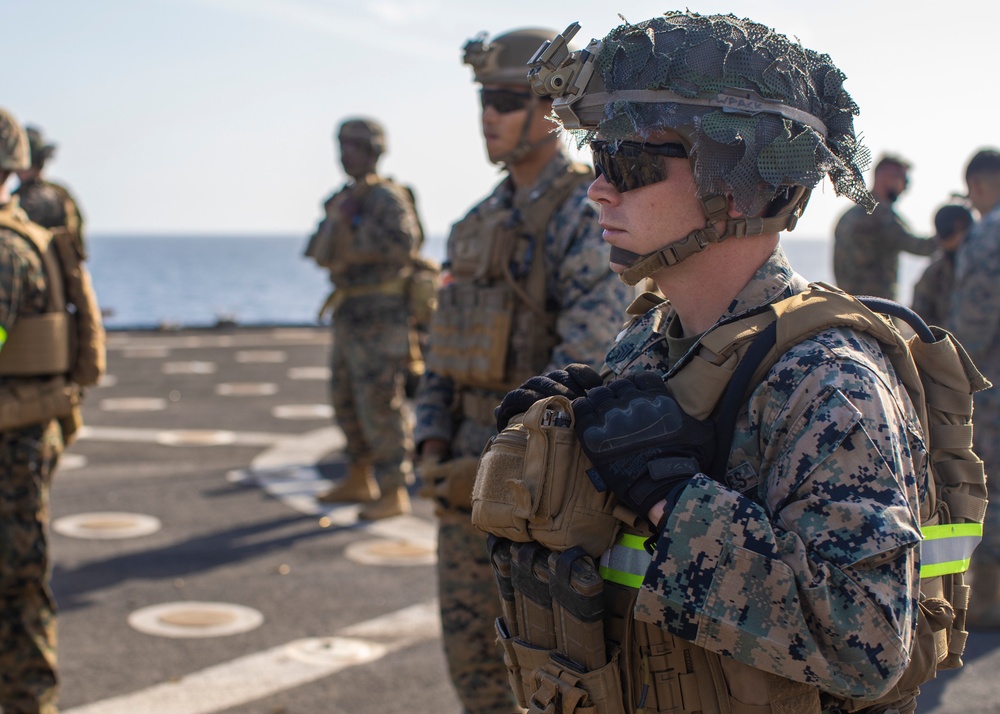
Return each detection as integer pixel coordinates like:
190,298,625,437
590,141,685,193
480,89,532,114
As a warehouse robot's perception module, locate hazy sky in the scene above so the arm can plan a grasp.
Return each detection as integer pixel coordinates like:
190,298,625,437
7,1,998,245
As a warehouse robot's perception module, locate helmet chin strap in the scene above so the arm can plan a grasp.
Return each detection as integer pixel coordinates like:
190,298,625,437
494,96,558,167
615,188,810,286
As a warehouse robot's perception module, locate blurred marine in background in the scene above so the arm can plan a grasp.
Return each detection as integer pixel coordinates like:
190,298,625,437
305,118,429,519
413,28,630,714
0,108,106,714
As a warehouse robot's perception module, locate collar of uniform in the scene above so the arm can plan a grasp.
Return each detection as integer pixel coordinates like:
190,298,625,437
719,245,801,321
510,147,573,212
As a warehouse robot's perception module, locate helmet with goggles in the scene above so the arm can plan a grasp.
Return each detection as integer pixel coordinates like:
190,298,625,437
0,108,29,173
528,13,875,284
463,27,561,166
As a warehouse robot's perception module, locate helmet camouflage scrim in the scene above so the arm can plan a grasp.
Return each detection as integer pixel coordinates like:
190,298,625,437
0,108,30,173
529,13,875,282
337,117,386,158
463,28,561,166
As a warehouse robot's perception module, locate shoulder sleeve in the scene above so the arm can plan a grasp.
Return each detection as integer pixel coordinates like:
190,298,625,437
635,331,924,699
356,183,422,258
949,223,1000,368
0,235,40,343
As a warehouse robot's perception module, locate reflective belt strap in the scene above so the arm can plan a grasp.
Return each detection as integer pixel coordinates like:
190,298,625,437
600,533,652,589
920,523,983,579
0,324,6,349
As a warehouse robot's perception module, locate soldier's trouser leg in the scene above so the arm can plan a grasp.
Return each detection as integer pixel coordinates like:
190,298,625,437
337,299,413,491
438,517,523,714
330,326,370,465
0,421,62,714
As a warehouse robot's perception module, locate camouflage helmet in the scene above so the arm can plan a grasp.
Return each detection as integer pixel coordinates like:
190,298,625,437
463,28,559,86
337,117,386,158
528,13,875,283
25,125,57,167
0,108,29,173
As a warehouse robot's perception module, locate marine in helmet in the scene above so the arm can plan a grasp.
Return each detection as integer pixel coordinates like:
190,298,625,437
833,154,936,300
0,108,72,714
490,12,933,712
14,126,85,244
413,27,630,714
304,117,425,519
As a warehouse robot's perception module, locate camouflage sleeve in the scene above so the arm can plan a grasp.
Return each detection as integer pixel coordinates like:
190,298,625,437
355,184,421,259
949,219,1000,369
884,209,936,257
413,370,457,446
542,182,632,372
635,332,923,699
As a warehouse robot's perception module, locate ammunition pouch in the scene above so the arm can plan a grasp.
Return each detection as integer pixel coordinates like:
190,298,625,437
408,255,440,328
418,455,481,514
472,395,621,558
0,376,80,436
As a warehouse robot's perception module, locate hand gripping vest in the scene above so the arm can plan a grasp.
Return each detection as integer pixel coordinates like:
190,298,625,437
0,204,106,440
472,284,989,714
426,163,591,395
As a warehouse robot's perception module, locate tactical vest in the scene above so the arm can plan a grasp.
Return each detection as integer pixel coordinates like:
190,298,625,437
426,163,591,396
473,284,988,714
0,204,106,439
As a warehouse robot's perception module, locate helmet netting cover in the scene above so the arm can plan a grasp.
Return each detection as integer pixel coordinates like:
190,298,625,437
574,12,875,215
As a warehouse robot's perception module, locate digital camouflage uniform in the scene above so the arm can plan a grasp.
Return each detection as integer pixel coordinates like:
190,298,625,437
416,149,631,714
949,201,1000,560
911,249,956,329
0,200,62,714
316,176,422,491
607,247,923,703
833,202,936,300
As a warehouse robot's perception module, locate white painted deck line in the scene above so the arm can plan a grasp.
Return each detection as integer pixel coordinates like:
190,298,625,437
77,425,287,447
62,601,440,714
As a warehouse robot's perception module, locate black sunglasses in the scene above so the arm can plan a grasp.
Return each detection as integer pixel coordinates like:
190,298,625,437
590,139,688,193
480,88,533,114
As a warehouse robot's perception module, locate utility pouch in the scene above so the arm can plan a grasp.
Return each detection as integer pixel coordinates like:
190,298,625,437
549,547,607,671
472,395,619,557
0,377,79,431
512,542,557,650
488,535,520,638
528,653,626,714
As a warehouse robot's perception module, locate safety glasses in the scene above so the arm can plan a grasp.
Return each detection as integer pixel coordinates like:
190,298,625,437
590,139,688,193
480,88,534,114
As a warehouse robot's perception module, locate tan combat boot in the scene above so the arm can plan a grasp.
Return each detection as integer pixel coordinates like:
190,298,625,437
968,560,1000,629
316,463,379,504
358,487,411,520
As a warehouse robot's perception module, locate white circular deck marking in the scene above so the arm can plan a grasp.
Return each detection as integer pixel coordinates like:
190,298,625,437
123,346,171,359
215,382,278,397
287,366,331,381
271,404,333,420
162,361,217,375
100,397,168,412
235,350,287,363
59,453,88,471
157,430,238,446
54,512,162,540
344,538,436,567
128,602,264,638
284,637,387,666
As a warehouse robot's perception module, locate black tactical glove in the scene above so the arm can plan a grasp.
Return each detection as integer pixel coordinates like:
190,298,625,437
572,372,716,528
495,364,604,431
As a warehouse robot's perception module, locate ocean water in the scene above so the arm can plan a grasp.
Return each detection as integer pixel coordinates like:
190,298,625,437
87,234,930,330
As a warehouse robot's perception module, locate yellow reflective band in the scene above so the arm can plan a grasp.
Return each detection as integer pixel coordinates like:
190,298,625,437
0,324,6,348
599,533,651,589
920,523,983,579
